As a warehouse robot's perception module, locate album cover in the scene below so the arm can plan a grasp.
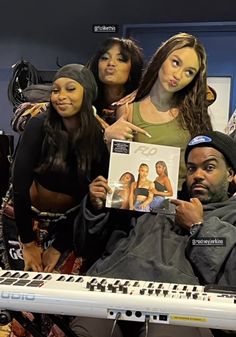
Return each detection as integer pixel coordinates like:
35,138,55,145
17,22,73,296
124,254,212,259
105,140,180,213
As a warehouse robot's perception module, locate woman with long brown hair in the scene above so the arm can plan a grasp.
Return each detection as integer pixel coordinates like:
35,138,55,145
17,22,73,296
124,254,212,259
104,33,213,191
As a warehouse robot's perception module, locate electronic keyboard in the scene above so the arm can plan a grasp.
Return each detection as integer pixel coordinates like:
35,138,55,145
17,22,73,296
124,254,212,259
0,270,235,330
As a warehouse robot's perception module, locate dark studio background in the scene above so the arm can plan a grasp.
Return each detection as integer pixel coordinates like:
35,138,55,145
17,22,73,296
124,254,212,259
0,0,236,137
0,0,235,219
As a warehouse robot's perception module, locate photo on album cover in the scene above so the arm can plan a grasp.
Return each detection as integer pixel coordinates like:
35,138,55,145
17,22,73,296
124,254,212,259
105,140,180,213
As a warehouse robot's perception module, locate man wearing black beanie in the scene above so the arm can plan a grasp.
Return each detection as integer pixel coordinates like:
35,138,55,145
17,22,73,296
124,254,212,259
185,130,236,174
71,131,236,337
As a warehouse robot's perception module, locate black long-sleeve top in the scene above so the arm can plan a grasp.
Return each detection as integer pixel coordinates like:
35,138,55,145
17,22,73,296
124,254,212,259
12,112,109,251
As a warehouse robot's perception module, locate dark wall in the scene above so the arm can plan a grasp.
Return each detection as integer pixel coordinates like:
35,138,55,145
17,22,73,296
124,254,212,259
0,35,116,140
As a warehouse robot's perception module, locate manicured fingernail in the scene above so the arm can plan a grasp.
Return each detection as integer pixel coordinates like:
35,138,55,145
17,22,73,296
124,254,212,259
145,132,152,138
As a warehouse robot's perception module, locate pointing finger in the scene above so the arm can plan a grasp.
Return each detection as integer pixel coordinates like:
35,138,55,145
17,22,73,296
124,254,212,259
170,198,183,206
190,198,202,206
126,122,151,138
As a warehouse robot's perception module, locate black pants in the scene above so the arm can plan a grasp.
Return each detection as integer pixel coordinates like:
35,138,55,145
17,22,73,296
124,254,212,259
1,204,79,271
1,212,24,270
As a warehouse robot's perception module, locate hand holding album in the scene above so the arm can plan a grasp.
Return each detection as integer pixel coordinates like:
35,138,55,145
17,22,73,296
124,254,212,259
106,140,180,214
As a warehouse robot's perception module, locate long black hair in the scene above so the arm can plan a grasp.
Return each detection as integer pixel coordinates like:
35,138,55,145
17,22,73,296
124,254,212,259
87,37,144,115
36,64,105,176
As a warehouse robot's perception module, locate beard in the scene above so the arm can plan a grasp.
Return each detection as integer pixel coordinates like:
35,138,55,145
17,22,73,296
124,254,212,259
188,180,229,204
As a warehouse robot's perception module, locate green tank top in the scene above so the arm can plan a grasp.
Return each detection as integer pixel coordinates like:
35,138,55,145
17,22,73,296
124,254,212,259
132,102,191,190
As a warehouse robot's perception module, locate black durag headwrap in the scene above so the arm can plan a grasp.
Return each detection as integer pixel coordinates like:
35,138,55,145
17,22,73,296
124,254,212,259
53,63,98,102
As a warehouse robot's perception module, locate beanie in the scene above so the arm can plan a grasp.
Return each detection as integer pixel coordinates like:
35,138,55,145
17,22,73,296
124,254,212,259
185,131,236,171
53,63,97,102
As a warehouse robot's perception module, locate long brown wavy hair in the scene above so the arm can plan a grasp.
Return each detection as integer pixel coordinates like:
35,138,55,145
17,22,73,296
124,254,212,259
135,33,212,137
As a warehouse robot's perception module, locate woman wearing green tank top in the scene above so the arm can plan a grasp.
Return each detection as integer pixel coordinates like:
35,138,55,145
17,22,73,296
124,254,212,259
104,33,214,192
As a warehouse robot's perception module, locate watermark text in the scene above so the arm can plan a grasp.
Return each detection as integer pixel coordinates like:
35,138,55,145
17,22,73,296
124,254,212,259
191,237,226,246
92,24,118,33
